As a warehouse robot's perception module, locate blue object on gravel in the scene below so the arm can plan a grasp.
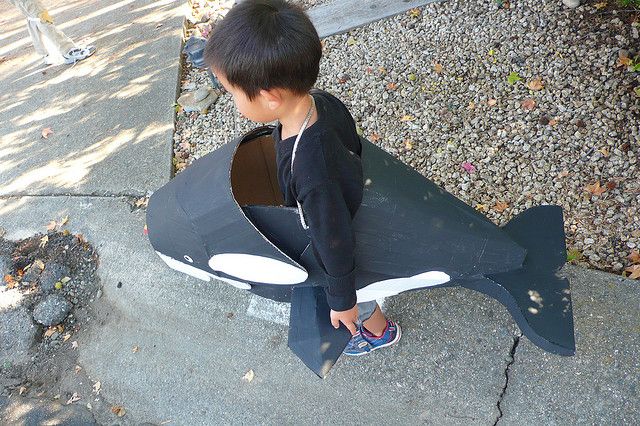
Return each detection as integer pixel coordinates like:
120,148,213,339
183,35,208,69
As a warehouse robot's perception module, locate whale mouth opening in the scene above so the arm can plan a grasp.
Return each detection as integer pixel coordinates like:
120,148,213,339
208,253,308,285
231,134,284,207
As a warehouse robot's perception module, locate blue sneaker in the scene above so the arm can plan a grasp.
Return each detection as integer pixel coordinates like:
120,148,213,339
343,320,402,356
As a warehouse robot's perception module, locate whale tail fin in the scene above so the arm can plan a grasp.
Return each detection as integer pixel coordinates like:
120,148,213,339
465,205,575,355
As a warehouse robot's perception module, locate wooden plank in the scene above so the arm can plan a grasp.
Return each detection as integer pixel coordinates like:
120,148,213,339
308,0,445,38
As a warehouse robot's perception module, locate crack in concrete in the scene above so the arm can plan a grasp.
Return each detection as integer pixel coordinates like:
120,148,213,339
493,333,521,426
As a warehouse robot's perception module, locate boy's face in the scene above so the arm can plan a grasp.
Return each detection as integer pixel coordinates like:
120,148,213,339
214,71,278,123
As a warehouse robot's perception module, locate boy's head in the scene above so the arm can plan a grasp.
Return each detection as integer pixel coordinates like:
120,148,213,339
204,0,322,122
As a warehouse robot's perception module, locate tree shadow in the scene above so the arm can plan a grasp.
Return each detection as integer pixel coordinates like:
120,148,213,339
0,0,184,201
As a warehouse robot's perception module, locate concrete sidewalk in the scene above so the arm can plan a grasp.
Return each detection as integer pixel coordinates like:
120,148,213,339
0,0,638,424
0,0,183,196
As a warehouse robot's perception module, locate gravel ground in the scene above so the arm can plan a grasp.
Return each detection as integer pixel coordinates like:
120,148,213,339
174,0,640,277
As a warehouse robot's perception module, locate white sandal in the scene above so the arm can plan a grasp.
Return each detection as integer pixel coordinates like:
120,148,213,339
64,46,96,64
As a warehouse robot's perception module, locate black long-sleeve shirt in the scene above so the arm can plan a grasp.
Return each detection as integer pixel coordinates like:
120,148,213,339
273,89,363,311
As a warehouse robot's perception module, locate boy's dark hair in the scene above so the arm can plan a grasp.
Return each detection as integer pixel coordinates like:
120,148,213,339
204,0,322,100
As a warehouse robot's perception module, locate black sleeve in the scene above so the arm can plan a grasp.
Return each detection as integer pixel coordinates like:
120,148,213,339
299,182,357,311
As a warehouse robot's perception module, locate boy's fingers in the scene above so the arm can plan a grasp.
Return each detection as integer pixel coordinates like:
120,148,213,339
331,317,339,329
342,319,357,335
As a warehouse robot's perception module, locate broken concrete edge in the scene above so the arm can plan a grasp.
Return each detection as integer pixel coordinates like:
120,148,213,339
171,17,190,180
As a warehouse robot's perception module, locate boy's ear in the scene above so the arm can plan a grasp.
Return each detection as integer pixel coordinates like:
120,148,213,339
259,89,282,110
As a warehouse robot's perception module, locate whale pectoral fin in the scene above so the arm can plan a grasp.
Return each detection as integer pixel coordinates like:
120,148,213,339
465,271,575,355
288,286,352,378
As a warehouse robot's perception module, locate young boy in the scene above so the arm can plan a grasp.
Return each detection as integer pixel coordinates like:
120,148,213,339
204,0,400,356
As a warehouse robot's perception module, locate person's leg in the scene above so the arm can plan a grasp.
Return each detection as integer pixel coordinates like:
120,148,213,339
26,18,48,56
362,303,388,337
344,301,401,356
36,20,76,57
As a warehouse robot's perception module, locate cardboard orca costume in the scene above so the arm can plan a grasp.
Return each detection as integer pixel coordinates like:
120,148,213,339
147,126,575,377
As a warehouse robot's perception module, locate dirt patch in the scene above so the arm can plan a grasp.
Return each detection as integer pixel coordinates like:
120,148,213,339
0,230,100,401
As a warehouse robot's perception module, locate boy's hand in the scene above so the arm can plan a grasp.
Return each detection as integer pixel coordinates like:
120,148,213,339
38,10,54,24
330,306,359,335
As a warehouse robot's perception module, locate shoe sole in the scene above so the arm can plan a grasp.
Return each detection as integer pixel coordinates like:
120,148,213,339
343,323,402,357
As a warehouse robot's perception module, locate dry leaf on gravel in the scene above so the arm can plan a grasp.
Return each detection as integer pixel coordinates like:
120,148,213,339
475,204,488,212
404,140,413,150
494,202,509,212
606,180,617,190
597,147,610,157
63,333,71,342
487,98,497,107
594,1,608,10
44,327,56,338
434,63,443,74
369,133,380,142
628,250,640,264
549,117,559,126
408,7,421,18
242,369,255,382
521,98,536,111
617,55,632,67
386,82,397,91
468,101,476,110
526,77,544,91
111,405,126,417
624,265,640,279
585,181,606,196
4,274,16,284
400,114,415,121
41,128,53,139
